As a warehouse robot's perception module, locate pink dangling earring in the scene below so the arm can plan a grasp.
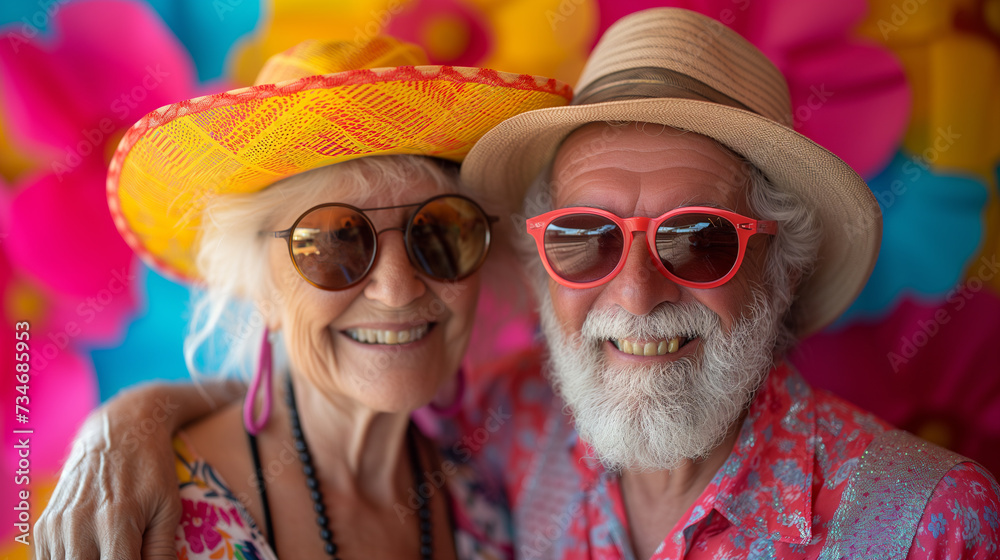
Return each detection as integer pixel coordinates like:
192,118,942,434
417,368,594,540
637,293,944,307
243,327,274,435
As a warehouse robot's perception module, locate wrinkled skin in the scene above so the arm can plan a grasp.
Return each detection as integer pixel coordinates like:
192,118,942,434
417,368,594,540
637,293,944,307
34,165,481,558
33,381,242,560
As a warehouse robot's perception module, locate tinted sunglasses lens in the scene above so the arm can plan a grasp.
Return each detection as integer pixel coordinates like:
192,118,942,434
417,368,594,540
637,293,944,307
408,196,490,280
291,206,376,289
655,213,739,283
543,214,624,284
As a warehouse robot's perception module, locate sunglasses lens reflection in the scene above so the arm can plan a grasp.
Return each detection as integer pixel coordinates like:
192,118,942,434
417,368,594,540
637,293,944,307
292,206,376,289
289,196,492,290
544,214,624,283
409,196,490,281
655,213,739,283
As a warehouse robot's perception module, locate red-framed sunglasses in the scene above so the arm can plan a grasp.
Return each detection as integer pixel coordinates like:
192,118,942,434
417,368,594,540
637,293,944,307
526,206,777,289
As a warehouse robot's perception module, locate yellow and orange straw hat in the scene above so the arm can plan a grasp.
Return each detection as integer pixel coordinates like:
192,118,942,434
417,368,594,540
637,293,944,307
107,37,572,281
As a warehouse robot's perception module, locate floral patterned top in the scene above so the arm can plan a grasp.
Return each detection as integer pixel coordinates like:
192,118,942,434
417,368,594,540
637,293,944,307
172,430,513,560
451,348,1000,560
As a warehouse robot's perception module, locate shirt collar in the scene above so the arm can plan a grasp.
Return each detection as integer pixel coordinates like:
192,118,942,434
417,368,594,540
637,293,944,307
712,362,816,544
569,362,817,545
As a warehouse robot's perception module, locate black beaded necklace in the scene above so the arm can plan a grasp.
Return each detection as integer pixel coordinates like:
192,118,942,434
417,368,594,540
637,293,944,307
246,375,433,559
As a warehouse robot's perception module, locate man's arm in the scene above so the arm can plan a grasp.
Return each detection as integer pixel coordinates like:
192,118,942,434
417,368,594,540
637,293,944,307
33,379,244,560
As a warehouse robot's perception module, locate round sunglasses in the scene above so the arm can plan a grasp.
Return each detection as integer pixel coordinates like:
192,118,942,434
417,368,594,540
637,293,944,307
526,206,777,289
271,194,497,291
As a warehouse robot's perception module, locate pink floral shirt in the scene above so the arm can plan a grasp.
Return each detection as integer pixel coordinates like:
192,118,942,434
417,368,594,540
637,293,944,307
172,432,513,559
454,348,1000,559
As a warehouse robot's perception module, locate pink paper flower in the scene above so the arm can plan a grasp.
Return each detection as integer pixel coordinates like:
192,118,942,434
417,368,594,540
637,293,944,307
384,0,492,66
1,0,197,315
594,0,910,178
794,291,1000,474
0,0,198,461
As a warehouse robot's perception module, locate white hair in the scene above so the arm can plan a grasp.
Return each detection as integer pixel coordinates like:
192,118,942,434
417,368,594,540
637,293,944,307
743,164,822,351
182,156,465,383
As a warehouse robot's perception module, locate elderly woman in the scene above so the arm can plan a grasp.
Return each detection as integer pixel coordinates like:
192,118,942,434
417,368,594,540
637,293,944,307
35,37,570,559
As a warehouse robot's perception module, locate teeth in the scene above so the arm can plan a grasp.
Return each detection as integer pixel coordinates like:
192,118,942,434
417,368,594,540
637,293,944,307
667,337,679,354
614,336,687,356
346,324,429,345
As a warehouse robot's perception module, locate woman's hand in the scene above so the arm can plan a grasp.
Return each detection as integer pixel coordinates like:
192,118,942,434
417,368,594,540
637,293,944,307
33,380,244,560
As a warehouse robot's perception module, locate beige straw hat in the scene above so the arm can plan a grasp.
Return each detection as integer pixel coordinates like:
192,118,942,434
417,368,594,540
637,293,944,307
461,7,881,336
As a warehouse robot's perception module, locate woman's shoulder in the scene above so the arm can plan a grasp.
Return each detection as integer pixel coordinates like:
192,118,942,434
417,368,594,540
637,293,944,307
173,414,278,559
181,400,246,460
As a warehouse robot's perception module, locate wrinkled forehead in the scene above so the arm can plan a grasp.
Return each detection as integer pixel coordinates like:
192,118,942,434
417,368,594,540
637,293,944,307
549,122,750,209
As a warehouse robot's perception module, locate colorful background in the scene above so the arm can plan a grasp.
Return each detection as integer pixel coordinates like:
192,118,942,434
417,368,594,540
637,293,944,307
1,0,998,555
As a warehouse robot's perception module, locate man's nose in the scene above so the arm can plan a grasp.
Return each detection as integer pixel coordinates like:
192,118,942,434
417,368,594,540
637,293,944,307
602,232,682,315
362,230,427,307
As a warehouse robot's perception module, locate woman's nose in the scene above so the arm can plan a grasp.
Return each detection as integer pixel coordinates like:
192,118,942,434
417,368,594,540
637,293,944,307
362,230,427,307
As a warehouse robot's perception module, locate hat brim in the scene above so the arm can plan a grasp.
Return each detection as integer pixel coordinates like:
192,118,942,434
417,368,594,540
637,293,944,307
107,66,572,282
460,98,881,336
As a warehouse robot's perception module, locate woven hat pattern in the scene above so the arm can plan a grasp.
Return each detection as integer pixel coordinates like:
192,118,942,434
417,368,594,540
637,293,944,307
108,39,572,281
574,9,791,124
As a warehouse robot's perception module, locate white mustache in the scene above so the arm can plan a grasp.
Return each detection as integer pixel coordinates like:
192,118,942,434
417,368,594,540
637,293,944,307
541,288,780,472
580,302,720,343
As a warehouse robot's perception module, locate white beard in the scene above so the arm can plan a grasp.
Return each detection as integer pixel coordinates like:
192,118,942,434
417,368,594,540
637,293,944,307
540,290,782,472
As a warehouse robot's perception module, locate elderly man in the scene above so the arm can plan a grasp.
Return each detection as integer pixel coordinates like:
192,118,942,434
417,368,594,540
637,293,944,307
37,8,998,560
448,10,999,559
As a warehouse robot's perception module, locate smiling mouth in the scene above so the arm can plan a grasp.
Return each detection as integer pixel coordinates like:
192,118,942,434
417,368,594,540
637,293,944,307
344,323,433,345
610,336,693,356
